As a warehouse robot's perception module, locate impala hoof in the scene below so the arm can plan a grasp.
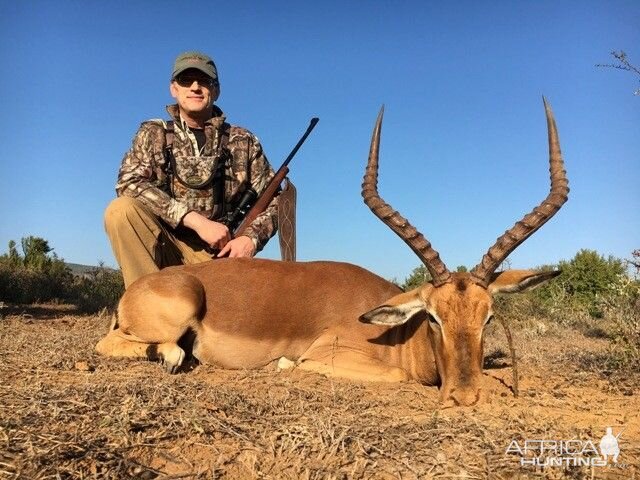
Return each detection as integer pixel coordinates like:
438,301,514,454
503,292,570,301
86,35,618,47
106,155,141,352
277,357,297,370
161,345,186,374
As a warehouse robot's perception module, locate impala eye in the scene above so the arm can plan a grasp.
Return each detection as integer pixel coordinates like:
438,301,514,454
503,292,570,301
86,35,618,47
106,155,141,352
486,315,494,325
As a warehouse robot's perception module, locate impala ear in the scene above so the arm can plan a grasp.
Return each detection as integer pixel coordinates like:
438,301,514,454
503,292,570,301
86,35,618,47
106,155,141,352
488,270,561,294
359,289,425,326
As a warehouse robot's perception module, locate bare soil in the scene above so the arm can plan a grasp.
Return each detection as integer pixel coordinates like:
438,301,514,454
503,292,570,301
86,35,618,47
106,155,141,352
0,304,638,479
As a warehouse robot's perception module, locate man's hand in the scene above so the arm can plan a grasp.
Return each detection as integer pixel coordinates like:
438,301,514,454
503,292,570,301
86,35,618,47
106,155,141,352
182,211,230,249
217,236,256,258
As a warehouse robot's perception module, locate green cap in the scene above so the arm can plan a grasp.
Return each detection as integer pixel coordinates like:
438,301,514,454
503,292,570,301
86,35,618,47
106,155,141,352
171,51,218,81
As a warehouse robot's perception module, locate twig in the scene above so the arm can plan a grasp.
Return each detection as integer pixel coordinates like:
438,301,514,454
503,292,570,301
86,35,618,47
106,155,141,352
497,316,519,398
160,472,200,479
600,51,640,75
596,50,640,95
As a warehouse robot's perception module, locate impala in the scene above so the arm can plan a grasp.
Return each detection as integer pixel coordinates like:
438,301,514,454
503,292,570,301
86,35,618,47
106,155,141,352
96,98,568,407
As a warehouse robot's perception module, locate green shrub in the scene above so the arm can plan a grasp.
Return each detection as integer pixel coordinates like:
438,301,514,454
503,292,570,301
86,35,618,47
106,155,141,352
401,265,430,291
534,249,632,318
0,236,124,312
0,237,74,303
606,299,640,370
71,263,124,313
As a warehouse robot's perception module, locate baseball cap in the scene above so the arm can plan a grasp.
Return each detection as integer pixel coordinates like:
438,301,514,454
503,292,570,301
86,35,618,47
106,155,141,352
171,51,218,81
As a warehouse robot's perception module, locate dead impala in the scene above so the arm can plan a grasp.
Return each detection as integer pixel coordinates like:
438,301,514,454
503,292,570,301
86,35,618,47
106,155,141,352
96,98,568,407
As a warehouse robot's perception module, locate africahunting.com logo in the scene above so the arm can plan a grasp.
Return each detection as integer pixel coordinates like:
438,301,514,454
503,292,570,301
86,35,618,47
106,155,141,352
505,427,626,468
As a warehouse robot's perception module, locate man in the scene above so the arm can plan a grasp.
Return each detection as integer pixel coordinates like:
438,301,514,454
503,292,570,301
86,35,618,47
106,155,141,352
105,51,278,288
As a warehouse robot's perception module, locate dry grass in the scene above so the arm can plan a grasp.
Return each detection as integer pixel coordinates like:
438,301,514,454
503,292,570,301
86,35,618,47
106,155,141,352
0,306,638,479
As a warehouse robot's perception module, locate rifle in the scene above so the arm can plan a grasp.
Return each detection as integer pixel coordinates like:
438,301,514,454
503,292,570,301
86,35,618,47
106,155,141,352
226,117,319,237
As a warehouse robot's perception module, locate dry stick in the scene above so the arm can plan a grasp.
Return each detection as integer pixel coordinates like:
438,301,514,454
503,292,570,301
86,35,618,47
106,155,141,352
497,316,519,398
161,473,201,480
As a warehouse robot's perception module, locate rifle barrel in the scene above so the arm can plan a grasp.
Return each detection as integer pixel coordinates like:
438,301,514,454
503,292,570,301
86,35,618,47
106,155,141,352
280,117,319,170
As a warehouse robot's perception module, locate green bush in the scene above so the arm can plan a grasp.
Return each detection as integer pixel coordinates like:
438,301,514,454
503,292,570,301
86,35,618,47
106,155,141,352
401,265,430,291
0,237,74,303
71,263,124,313
0,236,124,312
534,249,633,318
605,297,640,371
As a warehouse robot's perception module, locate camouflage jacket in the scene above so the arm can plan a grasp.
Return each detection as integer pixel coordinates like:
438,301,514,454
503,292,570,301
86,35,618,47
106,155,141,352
115,104,278,252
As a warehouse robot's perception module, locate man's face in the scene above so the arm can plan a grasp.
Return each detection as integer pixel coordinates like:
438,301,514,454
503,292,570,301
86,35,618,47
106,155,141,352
170,68,219,117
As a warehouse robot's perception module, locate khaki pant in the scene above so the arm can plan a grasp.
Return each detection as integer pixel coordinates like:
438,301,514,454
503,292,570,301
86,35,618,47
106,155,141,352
104,197,214,288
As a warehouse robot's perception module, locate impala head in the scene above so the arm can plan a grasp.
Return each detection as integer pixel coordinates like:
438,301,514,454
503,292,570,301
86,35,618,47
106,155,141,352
359,99,569,406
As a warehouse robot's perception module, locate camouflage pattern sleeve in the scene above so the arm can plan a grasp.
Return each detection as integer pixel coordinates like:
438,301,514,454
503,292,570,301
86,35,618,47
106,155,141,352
241,137,279,252
115,122,190,228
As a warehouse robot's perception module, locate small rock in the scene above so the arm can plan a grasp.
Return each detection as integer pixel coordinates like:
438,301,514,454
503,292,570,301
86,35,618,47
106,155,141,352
75,361,94,372
535,321,548,335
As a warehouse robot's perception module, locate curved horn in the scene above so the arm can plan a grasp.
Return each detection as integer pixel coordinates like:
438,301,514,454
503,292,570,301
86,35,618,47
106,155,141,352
470,97,569,286
362,106,451,287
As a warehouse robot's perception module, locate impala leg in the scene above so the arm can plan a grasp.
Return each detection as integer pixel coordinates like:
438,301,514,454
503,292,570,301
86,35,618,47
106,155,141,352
296,349,410,382
95,328,186,373
95,271,205,373
291,332,410,382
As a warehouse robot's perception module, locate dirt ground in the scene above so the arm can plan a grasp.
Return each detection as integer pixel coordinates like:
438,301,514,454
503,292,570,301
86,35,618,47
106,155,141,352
0,304,638,479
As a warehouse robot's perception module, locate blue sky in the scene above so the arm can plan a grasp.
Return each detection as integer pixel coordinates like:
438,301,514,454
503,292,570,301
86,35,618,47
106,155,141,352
0,1,638,281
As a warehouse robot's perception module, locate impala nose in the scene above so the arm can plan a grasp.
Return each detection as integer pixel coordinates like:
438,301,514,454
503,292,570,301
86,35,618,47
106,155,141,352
441,387,483,408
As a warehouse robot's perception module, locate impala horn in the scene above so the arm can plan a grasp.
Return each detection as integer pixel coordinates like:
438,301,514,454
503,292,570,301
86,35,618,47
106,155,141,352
470,97,569,287
362,106,452,287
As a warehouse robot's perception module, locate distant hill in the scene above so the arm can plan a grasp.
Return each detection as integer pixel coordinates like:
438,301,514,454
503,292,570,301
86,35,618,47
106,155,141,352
66,263,118,278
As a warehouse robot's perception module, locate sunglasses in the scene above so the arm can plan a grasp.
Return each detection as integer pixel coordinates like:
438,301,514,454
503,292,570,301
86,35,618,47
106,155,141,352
175,74,216,88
